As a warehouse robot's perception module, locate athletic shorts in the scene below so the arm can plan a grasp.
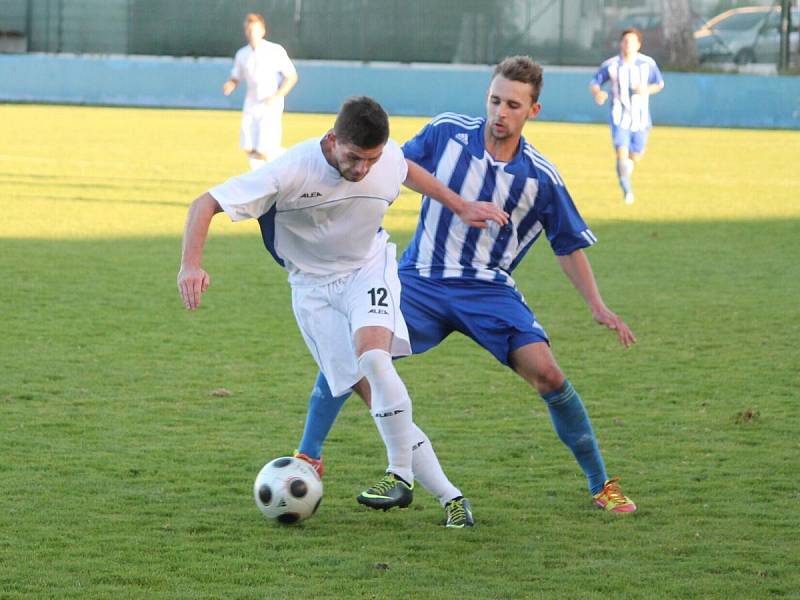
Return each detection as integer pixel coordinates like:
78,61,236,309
398,271,549,366
240,99,284,157
291,243,411,396
610,124,649,154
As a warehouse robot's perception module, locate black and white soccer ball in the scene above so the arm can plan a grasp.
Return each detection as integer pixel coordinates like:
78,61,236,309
253,456,323,524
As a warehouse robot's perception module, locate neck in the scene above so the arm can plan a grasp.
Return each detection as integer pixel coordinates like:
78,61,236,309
484,129,521,163
320,133,338,171
622,51,637,63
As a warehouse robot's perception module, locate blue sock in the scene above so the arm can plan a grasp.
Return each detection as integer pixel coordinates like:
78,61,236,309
297,371,352,460
541,380,608,495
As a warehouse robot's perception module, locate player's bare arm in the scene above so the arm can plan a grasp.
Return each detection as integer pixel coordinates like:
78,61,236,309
178,192,223,311
631,81,664,96
590,84,607,105
267,71,298,105
223,78,238,96
556,250,636,348
403,159,508,228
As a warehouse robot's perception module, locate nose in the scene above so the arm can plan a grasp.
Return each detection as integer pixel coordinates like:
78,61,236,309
354,161,369,176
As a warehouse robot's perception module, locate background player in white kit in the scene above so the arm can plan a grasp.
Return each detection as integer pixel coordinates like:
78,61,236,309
177,97,508,513
590,28,664,204
223,13,298,170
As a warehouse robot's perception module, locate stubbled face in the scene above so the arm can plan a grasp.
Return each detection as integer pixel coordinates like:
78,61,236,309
485,75,539,141
245,21,266,46
620,32,641,57
328,136,384,182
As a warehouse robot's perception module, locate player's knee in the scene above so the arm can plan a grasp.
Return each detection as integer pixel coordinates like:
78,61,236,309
357,348,394,382
528,365,565,395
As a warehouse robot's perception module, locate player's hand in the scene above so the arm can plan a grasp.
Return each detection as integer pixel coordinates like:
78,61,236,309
222,81,236,96
264,95,278,107
455,200,509,229
593,90,608,106
178,266,211,311
592,306,636,348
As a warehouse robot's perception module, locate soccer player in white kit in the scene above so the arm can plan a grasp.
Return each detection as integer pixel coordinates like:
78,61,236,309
223,13,298,170
177,97,508,511
590,28,664,204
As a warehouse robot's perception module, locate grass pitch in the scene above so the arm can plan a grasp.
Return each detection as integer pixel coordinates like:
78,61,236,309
1,103,799,599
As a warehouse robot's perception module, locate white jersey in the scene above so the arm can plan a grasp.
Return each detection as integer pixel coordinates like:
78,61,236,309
231,39,296,112
209,138,408,286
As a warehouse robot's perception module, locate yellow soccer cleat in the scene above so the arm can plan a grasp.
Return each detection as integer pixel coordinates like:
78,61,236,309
593,477,637,513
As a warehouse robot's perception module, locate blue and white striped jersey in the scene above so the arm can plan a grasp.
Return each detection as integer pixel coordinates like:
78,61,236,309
591,53,663,131
399,113,596,288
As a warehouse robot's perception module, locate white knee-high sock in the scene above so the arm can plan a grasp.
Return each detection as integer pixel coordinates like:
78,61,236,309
358,349,414,484
411,424,461,506
248,156,266,170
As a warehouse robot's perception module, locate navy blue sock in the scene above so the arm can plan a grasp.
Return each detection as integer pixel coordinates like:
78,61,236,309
541,380,608,495
297,372,352,460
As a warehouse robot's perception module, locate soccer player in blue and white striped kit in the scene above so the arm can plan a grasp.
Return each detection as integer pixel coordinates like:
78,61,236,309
295,56,638,526
590,28,664,204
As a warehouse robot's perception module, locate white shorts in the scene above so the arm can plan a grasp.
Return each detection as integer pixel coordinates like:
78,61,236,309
240,99,284,158
291,243,411,396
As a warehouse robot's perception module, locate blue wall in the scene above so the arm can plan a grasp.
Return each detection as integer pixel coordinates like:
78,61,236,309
1,53,799,129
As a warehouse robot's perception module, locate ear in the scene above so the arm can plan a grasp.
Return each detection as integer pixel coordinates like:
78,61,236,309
528,102,542,120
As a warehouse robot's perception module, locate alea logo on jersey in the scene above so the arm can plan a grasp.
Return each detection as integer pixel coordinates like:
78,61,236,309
300,191,322,198
368,308,388,315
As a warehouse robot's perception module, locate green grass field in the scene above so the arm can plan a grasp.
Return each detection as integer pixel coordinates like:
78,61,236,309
1,103,799,599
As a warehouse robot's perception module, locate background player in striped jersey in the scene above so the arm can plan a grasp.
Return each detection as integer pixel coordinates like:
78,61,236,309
590,28,664,204
177,96,507,518
294,56,639,525
223,13,299,170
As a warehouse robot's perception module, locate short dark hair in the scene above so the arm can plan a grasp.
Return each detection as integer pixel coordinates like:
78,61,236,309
620,28,643,44
333,96,390,149
492,56,544,103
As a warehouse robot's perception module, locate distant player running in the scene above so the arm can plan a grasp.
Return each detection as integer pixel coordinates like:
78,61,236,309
590,28,664,204
295,56,639,527
177,97,507,517
223,13,298,170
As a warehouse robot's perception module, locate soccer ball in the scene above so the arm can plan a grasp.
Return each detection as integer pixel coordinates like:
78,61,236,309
253,456,323,524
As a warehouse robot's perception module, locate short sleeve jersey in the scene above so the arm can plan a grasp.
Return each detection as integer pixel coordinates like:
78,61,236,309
209,138,408,286
591,53,663,131
231,40,297,112
400,113,595,288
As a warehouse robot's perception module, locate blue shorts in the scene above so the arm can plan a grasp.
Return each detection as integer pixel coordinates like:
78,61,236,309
398,271,549,366
611,124,649,154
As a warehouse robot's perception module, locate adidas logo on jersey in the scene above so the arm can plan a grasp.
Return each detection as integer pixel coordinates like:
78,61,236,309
300,192,322,198
455,133,469,145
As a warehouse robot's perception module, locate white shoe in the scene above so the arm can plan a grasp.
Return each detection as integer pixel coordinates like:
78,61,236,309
624,192,635,205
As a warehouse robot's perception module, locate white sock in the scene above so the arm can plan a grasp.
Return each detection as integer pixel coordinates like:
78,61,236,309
358,349,414,484
624,157,635,177
248,157,266,170
411,424,461,506
267,147,286,161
